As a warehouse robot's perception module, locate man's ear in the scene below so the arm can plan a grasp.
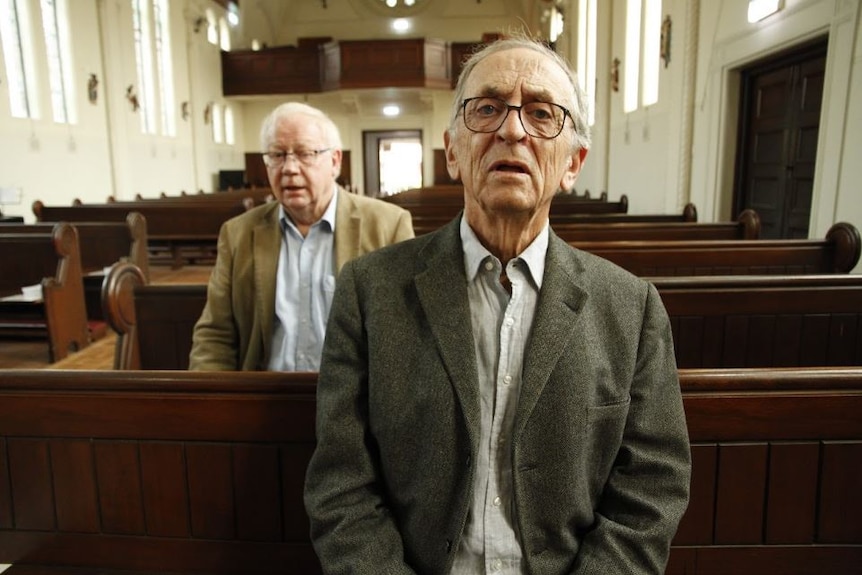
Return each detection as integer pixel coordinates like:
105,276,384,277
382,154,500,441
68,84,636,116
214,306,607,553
443,130,461,182
329,148,343,179
560,147,588,191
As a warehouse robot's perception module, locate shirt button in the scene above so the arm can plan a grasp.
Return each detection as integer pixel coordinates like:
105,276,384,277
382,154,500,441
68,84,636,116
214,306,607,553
492,559,503,571
484,260,494,271
503,375,512,385
493,496,502,507
505,317,514,327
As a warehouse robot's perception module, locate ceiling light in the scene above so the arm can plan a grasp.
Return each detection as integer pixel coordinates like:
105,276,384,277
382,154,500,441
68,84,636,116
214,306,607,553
392,18,410,33
383,105,401,117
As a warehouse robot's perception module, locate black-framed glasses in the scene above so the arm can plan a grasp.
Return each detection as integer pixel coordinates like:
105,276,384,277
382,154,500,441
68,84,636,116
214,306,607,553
262,148,332,168
461,97,571,139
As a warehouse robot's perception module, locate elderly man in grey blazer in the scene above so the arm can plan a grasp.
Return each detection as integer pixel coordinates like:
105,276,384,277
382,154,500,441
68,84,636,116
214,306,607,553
189,102,414,371
304,37,691,574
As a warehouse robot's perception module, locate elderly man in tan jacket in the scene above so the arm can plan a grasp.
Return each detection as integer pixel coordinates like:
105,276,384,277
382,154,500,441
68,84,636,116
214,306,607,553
189,102,413,371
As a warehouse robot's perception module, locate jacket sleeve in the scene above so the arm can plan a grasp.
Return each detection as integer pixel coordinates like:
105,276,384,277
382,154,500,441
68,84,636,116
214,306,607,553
570,283,691,575
392,208,415,243
303,261,418,575
188,223,241,371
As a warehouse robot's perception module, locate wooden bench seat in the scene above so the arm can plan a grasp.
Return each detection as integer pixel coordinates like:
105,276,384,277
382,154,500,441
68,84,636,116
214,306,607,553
0,367,857,574
574,221,861,275
0,223,90,362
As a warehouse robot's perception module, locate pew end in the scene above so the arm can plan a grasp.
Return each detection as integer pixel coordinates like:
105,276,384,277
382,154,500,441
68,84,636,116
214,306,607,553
101,261,148,370
0,223,91,362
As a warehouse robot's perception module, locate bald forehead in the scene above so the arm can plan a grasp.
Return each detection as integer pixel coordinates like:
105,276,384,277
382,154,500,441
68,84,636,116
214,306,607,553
464,47,572,104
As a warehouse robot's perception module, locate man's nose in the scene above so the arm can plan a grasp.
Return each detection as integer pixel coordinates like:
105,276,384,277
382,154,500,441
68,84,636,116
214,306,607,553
497,107,527,141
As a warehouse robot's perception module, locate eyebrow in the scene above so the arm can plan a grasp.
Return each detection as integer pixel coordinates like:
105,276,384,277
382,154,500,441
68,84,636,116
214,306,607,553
473,85,559,104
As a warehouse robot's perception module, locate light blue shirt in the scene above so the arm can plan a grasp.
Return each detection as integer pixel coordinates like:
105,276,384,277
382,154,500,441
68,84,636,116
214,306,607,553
451,216,548,575
267,189,338,371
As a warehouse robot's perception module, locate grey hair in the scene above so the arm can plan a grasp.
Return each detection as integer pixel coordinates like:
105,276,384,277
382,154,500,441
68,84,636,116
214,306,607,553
259,101,343,152
447,35,591,151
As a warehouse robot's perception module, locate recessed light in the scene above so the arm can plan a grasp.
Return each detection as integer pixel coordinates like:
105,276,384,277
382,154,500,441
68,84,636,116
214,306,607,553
383,105,401,117
392,18,410,33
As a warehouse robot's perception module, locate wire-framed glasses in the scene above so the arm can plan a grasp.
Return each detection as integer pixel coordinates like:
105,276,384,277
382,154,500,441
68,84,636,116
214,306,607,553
461,97,571,139
262,148,332,168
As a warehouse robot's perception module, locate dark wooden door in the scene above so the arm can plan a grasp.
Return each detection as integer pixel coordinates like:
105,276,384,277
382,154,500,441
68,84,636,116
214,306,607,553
734,38,827,239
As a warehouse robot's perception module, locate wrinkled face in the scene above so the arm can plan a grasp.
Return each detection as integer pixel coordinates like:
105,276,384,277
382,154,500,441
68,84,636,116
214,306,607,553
445,47,586,218
265,114,342,221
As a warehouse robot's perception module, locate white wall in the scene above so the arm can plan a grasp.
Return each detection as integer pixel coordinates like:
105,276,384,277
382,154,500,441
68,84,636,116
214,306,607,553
1,0,859,245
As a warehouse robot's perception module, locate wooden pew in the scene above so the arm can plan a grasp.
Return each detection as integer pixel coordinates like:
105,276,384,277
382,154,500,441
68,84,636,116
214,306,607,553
574,221,861,275
668,366,862,575
103,263,862,372
655,274,862,368
411,202,698,236
387,186,631,231
0,223,90,362
0,367,857,574
115,186,274,205
102,261,207,370
33,199,251,268
553,208,759,242
1,213,150,324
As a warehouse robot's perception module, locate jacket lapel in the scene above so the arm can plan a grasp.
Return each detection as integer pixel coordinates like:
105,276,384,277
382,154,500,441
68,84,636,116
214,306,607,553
334,189,360,272
414,219,481,439
514,234,588,439
253,203,281,365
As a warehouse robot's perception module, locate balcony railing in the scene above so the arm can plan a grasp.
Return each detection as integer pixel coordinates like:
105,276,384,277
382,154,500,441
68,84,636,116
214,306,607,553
221,38,484,96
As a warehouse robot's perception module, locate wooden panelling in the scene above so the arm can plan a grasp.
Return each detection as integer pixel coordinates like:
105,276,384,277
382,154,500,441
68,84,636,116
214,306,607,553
673,444,717,545
51,439,99,533
765,442,819,543
95,441,146,535
321,38,450,90
221,46,323,96
8,439,55,531
819,441,862,543
140,442,190,537
714,443,769,544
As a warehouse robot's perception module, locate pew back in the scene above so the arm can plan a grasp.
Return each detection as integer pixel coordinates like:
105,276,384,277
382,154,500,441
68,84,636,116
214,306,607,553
0,368,857,575
575,221,861,275
655,274,862,368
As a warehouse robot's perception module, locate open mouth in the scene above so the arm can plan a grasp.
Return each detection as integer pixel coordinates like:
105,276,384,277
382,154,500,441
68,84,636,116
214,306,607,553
490,160,529,174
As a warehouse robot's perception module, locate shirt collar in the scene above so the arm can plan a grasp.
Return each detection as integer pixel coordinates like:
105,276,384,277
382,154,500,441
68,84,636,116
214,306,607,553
460,215,548,290
279,185,339,233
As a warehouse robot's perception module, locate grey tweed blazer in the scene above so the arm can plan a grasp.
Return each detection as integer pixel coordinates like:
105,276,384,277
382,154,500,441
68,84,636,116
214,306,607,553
304,216,691,575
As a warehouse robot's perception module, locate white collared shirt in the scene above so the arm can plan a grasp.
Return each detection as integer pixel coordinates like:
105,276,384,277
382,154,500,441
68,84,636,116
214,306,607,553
267,188,339,371
451,216,548,574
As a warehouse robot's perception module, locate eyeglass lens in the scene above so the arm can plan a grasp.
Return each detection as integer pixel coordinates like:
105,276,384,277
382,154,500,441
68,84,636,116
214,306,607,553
463,98,566,138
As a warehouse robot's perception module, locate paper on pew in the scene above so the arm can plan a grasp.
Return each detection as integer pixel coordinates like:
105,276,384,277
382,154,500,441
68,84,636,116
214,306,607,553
20,284,42,301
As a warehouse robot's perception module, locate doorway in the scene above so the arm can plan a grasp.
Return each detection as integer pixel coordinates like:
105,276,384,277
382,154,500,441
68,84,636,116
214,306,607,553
363,130,423,197
733,37,828,239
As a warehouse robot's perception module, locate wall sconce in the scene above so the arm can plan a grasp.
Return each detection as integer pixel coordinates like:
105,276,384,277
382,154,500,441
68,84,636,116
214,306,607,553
748,0,783,23
203,102,213,124
611,58,620,93
193,16,206,33
181,101,190,121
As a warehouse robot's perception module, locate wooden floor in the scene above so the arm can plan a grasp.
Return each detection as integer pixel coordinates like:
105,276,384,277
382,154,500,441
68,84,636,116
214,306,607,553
0,264,212,371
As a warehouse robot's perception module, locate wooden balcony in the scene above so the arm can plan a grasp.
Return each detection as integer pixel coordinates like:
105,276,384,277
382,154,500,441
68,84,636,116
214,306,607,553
222,38,478,96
